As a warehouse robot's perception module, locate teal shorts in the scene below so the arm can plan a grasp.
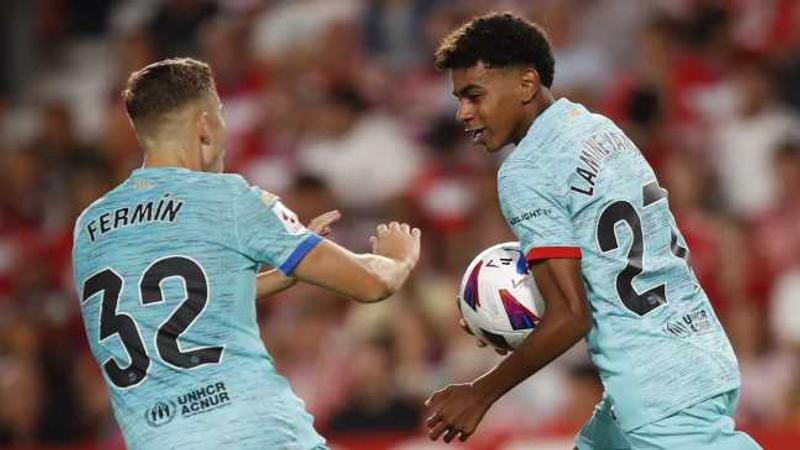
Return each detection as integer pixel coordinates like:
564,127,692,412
575,390,762,450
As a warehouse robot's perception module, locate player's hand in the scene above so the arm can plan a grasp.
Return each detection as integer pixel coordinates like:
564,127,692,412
425,383,493,443
457,297,508,356
307,210,341,237
370,222,421,267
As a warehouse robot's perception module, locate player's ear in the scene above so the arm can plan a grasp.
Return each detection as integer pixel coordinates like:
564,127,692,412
197,111,211,147
520,68,540,104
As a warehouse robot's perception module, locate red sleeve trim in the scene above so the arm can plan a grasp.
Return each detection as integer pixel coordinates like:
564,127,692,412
527,246,582,261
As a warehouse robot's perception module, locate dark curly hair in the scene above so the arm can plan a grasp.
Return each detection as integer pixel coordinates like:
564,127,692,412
123,58,216,124
434,12,555,88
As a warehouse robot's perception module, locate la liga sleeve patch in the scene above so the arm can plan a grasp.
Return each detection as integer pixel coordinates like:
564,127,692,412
271,201,305,235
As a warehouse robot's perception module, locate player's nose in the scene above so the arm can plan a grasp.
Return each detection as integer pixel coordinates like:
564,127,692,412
456,102,474,124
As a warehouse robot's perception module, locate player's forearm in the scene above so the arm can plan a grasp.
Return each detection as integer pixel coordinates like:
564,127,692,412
473,312,591,403
255,269,298,300
355,253,414,302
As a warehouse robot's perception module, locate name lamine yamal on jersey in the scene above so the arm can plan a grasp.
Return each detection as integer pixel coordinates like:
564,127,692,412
570,131,640,197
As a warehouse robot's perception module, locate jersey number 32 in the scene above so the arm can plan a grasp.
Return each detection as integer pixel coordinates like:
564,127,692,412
81,256,223,388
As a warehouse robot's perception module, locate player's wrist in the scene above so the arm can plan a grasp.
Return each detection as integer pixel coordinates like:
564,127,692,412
471,373,503,405
382,253,414,270
400,256,416,272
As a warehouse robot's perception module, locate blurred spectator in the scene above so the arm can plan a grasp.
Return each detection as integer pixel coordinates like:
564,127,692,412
328,334,421,433
147,0,218,58
776,3,800,113
729,299,797,425
750,139,800,300
260,285,351,427
660,151,752,317
771,270,800,427
297,84,422,211
668,4,736,130
409,116,479,271
199,16,265,167
251,0,360,61
361,0,438,72
536,0,612,105
771,269,800,348
711,58,799,216
0,314,42,445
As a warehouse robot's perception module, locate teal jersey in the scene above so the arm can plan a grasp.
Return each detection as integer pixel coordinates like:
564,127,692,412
72,167,325,450
498,99,740,431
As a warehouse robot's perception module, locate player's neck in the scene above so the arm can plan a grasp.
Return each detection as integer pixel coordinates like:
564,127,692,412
513,91,555,146
142,144,202,171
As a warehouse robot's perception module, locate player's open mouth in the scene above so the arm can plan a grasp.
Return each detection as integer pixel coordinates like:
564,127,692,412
468,128,486,144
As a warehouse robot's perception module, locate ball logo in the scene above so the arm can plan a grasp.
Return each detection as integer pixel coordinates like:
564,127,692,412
145,401,176,427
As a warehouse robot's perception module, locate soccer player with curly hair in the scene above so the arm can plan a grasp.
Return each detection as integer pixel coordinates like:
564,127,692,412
426,12,760,450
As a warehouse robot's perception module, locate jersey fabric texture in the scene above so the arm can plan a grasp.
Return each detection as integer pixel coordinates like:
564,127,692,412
72,167,326,450
498,99,741,431
576,389,762,450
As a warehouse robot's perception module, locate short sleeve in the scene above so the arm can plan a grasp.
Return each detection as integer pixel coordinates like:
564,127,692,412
498,160,581,263
232,182,321,275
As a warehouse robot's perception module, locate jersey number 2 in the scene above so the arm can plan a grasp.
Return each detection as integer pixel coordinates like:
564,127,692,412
81,256,223,388
597,181,689,316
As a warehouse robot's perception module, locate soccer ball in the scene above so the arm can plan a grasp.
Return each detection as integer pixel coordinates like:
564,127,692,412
458,242,545,351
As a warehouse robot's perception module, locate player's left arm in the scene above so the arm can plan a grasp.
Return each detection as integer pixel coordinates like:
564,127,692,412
255,210,341,300
425,257,591,443
426,159,591,443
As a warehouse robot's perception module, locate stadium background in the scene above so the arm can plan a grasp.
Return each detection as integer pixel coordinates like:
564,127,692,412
1,0,799,448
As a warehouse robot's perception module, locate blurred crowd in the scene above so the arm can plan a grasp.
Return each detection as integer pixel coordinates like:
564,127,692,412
1,0,800,447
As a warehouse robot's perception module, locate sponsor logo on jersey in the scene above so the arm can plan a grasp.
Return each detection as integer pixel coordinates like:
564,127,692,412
663,306,713,338
508,208,553,226
143,381,232,427
145,400,177,427
177,381,232,418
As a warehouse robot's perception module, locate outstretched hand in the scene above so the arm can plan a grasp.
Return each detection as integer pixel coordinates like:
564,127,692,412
369,221,421,267
307,210,341,237
424,383,493,443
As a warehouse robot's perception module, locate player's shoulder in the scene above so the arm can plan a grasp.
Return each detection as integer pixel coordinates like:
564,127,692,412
181,171,249,192
214,173,280,208
73,179,128,238
184,172,280,206
501,99,616,181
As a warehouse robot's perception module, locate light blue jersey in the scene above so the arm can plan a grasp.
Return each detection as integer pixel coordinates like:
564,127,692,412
72,167,326,450
498,99,740,431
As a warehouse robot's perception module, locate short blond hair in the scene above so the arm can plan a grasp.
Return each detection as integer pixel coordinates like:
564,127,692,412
122,58,215,125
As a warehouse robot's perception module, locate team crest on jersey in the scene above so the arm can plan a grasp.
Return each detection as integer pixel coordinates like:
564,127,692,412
271,201,305,235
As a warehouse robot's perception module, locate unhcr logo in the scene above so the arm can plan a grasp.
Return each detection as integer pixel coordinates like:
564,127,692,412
145,401,177,428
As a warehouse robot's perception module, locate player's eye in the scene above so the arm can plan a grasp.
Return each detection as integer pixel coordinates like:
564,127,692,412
466,93,482,102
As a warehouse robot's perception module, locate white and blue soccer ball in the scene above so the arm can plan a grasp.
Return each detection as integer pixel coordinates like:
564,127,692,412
458,242,546,351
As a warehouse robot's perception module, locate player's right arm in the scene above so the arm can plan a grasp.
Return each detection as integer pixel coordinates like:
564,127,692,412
230,177,420,303
293,222,421,303
255,210,342,300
